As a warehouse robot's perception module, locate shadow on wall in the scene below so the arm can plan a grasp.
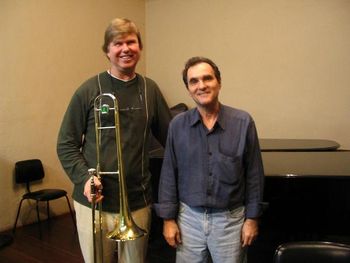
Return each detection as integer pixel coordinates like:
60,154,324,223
149,102,188,158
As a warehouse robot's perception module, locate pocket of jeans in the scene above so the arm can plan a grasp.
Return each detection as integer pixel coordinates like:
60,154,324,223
227,206,245,219
178,202,186,214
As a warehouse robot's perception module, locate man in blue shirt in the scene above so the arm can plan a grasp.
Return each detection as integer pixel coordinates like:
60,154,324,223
154,57,264,263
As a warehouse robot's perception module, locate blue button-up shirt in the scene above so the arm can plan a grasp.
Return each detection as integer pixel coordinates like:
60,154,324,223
154,104,264,219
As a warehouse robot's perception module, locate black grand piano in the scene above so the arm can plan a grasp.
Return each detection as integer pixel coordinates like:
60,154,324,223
251,149,350,263
148,137,350,263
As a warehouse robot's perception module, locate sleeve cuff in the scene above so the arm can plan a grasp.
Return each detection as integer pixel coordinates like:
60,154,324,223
153,202,179,219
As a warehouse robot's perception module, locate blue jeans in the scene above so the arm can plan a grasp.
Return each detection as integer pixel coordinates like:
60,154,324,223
176,202,246,263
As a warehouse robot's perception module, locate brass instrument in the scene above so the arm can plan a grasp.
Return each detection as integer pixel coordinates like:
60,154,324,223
90,93,147,263
89,168,103,263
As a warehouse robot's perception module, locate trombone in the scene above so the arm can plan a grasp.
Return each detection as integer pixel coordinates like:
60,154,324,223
90,93,147,263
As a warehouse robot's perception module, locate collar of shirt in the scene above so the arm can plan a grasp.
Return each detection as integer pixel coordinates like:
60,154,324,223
189,104,226,131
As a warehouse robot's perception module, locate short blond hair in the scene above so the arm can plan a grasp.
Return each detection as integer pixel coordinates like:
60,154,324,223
102,18,143,53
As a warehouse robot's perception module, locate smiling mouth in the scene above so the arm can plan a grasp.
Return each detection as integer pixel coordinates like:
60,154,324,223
197,92,210,96
120,54,134,61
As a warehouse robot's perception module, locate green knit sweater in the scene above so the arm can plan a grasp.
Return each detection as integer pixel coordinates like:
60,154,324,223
57,71,171,212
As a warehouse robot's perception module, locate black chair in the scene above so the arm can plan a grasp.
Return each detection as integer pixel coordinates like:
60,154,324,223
273,241,350,263
13,159,76,234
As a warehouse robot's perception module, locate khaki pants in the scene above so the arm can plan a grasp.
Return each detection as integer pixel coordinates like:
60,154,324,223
74,201,151,263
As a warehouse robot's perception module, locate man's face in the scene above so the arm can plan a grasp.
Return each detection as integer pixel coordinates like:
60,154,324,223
187,62,221,108
106,33,141,76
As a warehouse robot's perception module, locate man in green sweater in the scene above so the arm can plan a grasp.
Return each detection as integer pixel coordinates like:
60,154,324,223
57,18,171,263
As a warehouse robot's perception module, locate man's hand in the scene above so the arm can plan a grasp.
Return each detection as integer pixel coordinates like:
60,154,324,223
83,176,103,203
241,218,258,247
163,219,182,248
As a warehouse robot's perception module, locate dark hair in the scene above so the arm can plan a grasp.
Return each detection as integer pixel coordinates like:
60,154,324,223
102,18,143,53
182,56,221,88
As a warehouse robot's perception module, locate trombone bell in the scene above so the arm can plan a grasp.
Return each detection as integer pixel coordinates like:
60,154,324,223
106,217,147,241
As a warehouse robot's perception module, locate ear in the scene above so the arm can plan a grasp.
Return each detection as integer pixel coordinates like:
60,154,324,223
105,50,111,61
187,87,194,98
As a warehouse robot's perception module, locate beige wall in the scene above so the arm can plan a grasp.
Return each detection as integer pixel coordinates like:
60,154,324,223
2,0,350,232
145,0,350,149
0,0,145,231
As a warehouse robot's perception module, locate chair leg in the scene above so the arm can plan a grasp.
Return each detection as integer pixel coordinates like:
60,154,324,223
64,195,77,232
13,199,25,234
47,201,50,220
35,200,43,238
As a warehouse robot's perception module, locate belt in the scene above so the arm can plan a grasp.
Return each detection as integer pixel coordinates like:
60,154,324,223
188,204,242,214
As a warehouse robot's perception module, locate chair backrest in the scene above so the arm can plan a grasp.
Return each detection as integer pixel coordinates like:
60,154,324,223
170,103,188,117
274,241,350,263
15,159,44,185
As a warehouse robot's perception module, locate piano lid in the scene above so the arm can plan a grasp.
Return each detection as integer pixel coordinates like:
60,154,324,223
263,151,350,178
